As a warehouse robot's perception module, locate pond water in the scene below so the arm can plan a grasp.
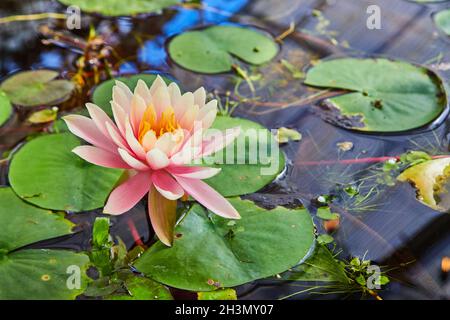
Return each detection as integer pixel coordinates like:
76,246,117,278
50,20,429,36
0,0,449,300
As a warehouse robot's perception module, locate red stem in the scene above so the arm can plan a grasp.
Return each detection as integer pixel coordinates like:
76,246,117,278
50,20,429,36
297,155,449,166
127,219,144,247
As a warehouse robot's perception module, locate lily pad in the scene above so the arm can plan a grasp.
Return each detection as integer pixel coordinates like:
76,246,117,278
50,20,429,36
58,0,179,16
168,26,278,74
0,90,12,127
198,288,237,300
0,70,75,107
134,198,314,291
9,133,123,212
204,116,285,197
304,58,447,132
286,244,350,283
0,188,89,299
92,74,172,115
434,9,450,36
107,277,173,300
397,157,450,212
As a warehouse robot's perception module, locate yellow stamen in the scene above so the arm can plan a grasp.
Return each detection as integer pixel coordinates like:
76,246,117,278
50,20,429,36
138,105,179,144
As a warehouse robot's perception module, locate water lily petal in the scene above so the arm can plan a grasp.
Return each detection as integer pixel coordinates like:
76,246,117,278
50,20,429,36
148,184,177,246
149,75,167,96
125,117,147,160
85,102,117,139
152,170,184,200
63,115,116,153
168,82,181,107
179,104,199,131
200,126,241,158
168,166,221,179
105,121,129,151
173,92,194,121
111,100,127,136
152,85,171,118
197,100,217,129
118,148,149,171
193,87,206,108
72,146,130,169
142,130,157,151
174,176,240,219
146,148,170,170
113,81,132,112
104,171,151,215
134,79,152,106
130,94,147,135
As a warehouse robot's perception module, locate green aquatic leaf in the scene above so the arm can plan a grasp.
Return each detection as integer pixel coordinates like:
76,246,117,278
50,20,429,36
9,133,123,212
316,207,340,220
198,288,237,300
169,26,278,74
317,234,334,245
286,244,350,284
107,277,173,300
434,9,450,36
92,74,172,115
134,198,314,291
397,157,450,212
0,70,74,107
0,188,89,299
58,0,179,16
275,127,302,144
204,116,285,197
0,90,12,127
304,58,446,132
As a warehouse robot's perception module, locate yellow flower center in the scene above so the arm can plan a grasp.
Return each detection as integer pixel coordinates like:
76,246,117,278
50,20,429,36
138,105,180,144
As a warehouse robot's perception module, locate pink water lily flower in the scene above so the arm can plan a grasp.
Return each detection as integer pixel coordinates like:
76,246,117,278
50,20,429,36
63,76,241,246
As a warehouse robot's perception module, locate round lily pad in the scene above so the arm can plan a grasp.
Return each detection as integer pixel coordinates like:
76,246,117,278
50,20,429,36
168,26,279,74
434,9,450,36
134,198,314,291
92,74,172,115
9,133,123,212
0,70,75,107
0,188,89,299
58,0,179,16
0,90,12,127
304,58,447,132
204,116,285,197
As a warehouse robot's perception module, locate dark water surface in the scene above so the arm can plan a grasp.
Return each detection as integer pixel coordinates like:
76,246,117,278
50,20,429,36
1,0,450,300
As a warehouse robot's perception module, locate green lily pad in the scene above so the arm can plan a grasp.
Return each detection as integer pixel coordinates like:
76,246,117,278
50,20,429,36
0,188,89,299
92,74,172,115
107,277,173,300
168,26,278,74
0,70,75,107
204,116,285,197
434,9,450,36
198,288,237,300
397,157,450,212
58,0,179,16
9,133,123,212
304,58,447,132
0,90,12,127
286,244,349,283
134,198,314,291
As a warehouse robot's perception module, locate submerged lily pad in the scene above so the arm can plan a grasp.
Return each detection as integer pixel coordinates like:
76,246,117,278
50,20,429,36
0,90,12,126
168,26,278,73
9,133,123,212
397,157,450,212
0,188,89,299
58,0,179,16
434,9,450,36
134,198,314,291
204,116,285,197
92,74,172,115
107,277,173,300
304,58,447,132
0,70,75,107
286,244,349,283
198,288,237,300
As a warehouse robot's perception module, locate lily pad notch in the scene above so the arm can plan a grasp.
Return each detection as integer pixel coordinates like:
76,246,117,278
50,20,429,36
304,58,448,133
168,25,279,74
